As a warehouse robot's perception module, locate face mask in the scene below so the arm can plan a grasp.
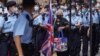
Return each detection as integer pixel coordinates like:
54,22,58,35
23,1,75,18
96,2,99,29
64,6,67,9
82,9,87,13
53,8,56,12
57,15,63,19
60,6,64,9
92,8,95,11
34,5,39,11
71,10,75,14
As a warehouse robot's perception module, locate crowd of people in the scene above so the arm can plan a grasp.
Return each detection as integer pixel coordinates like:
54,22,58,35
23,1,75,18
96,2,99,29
0,0,100,56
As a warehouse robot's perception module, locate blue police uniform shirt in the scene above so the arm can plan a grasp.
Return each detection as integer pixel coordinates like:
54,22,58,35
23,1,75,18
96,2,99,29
97,11,100,24
33,14,43,25
1,14,17,33
42,15,49,25
88,11,99,24
63,10,69,19
82,12,90,27
66,15,82,25
92,11,99,24
13,11,32,44
0,15,4,28
33,13,49,26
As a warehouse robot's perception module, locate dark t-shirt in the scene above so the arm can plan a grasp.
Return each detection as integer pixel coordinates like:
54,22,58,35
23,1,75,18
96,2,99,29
54,18,69,37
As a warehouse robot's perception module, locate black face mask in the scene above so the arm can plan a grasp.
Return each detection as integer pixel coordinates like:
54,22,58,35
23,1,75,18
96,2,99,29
57,15,63,19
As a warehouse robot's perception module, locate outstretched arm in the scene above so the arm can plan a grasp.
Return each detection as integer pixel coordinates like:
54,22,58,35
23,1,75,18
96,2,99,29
14,36,23,56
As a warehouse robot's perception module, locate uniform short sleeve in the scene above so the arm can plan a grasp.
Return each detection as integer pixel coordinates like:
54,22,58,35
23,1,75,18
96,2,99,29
33,15,43,25
13,14,27,37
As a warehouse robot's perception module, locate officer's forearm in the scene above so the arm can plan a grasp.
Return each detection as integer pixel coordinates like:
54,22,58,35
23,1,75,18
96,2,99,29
14,36,24,56
87,27,90,37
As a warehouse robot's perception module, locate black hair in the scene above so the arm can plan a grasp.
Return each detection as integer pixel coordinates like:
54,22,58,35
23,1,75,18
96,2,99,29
6,1,16,10
22,0,36,8
67,5,76,10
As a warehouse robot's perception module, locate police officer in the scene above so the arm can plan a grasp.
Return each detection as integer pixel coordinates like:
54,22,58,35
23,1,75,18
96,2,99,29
0,6,6,56
96,3,100,43
81,5,90,56
62,4,69,19
32,5,44,56
32,5,49,56
0,1,17,56
13,3,47,56
13,4,34,56
42,5,49,25
66,6,82,56
90,4,100,56
54,9,69,56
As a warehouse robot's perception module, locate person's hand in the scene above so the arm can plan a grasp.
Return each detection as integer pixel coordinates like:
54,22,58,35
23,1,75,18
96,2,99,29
58,27,65,31
87,28,90,37
19,55,24,56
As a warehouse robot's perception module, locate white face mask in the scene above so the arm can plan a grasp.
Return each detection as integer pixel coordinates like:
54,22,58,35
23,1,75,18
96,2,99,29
34,5,39,11
63,6,67,10
60,6,64,9
52,8,56,12
92,8,95,11
71,10,75,14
